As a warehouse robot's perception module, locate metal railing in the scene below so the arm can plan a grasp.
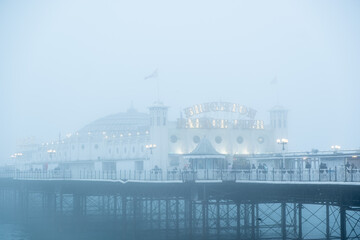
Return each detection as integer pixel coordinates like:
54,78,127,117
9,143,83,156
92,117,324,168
0,167,359,183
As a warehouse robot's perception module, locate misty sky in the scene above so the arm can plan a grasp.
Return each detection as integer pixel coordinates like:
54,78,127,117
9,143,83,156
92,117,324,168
1,0,360,160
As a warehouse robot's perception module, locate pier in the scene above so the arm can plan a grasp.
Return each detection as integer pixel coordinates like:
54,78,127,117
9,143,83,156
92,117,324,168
1,169,360,240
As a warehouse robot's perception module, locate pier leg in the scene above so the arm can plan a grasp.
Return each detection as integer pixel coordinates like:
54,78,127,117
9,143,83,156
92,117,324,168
237,203,241,239
216,199,220,239
244,204,249,238
293,203,297,237
256,203,260,239
281,202,286,240
298,203,302,240
251,203,255,240
326,202,330,240
340,205,346,240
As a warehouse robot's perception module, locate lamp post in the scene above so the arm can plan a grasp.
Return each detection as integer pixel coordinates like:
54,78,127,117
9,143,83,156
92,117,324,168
47,149,56,161
145,144,157,155
277,138,288,169
331,145,341,151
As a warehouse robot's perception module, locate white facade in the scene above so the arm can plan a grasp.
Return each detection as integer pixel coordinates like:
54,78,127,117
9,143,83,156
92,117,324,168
12,102,289,172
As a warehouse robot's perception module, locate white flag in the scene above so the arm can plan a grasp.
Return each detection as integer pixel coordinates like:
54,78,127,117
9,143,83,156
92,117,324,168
144,69,158,80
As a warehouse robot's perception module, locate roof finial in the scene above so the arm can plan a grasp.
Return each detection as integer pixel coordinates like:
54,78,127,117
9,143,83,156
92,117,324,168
127,101,137,113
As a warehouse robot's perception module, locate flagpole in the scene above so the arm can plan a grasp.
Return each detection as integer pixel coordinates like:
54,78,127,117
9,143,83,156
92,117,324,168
271,76,279,105
156,75,160,103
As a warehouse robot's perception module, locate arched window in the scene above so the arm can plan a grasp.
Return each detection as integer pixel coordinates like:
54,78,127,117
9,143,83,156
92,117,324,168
215,136,222,144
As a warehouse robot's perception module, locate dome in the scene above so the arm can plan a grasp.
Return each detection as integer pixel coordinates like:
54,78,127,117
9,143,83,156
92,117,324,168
78,108,149,134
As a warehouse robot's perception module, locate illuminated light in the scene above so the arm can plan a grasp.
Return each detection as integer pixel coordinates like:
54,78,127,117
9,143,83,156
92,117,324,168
128,133,132,136
232,104,236,112
243,150,249,154
331,145,341,150
12,153,23,157
303,157,307,160
112,135,116,138
102,131,106,135
120,134,123,137
352,155,358,158
137,132,140,135
145,131,149,134
277,138,288,144
47,150,56,153
145,144,157,149
76,132,79,136
66,133,72,138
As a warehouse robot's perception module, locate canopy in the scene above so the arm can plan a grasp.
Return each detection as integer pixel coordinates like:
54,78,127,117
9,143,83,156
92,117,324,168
183,138,225,159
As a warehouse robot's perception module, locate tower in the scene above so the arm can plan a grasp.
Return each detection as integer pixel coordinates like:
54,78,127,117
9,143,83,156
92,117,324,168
269,106,288,151
147,101,169,171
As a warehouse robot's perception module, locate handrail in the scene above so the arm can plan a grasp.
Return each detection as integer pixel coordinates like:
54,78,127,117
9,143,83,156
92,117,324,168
0,168,359,183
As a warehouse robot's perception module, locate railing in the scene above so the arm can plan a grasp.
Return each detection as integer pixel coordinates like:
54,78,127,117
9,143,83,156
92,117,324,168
0,168,360,183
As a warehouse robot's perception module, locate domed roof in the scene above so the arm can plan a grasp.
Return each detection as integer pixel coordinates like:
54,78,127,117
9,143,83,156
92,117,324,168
79,108,149,134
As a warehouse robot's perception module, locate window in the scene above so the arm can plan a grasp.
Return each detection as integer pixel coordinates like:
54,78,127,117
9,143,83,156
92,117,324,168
170,135,178,143
258,137,265,144
193,136,200,143
81,144,85,150
237,136,244,144
215,136,222,144
94,144,99,149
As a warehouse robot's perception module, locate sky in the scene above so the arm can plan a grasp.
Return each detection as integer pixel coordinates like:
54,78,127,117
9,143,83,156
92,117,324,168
1,0,360,160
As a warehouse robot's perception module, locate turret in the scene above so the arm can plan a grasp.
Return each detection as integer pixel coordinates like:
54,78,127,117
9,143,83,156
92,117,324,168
147,101,169,171
269,106,288,151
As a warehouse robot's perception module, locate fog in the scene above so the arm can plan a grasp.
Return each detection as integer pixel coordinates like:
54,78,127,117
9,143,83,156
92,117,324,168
1,0,360,160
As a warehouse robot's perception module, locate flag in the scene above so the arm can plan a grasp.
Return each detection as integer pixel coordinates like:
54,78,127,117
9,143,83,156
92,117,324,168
144,69,158,80
270,76,277,85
